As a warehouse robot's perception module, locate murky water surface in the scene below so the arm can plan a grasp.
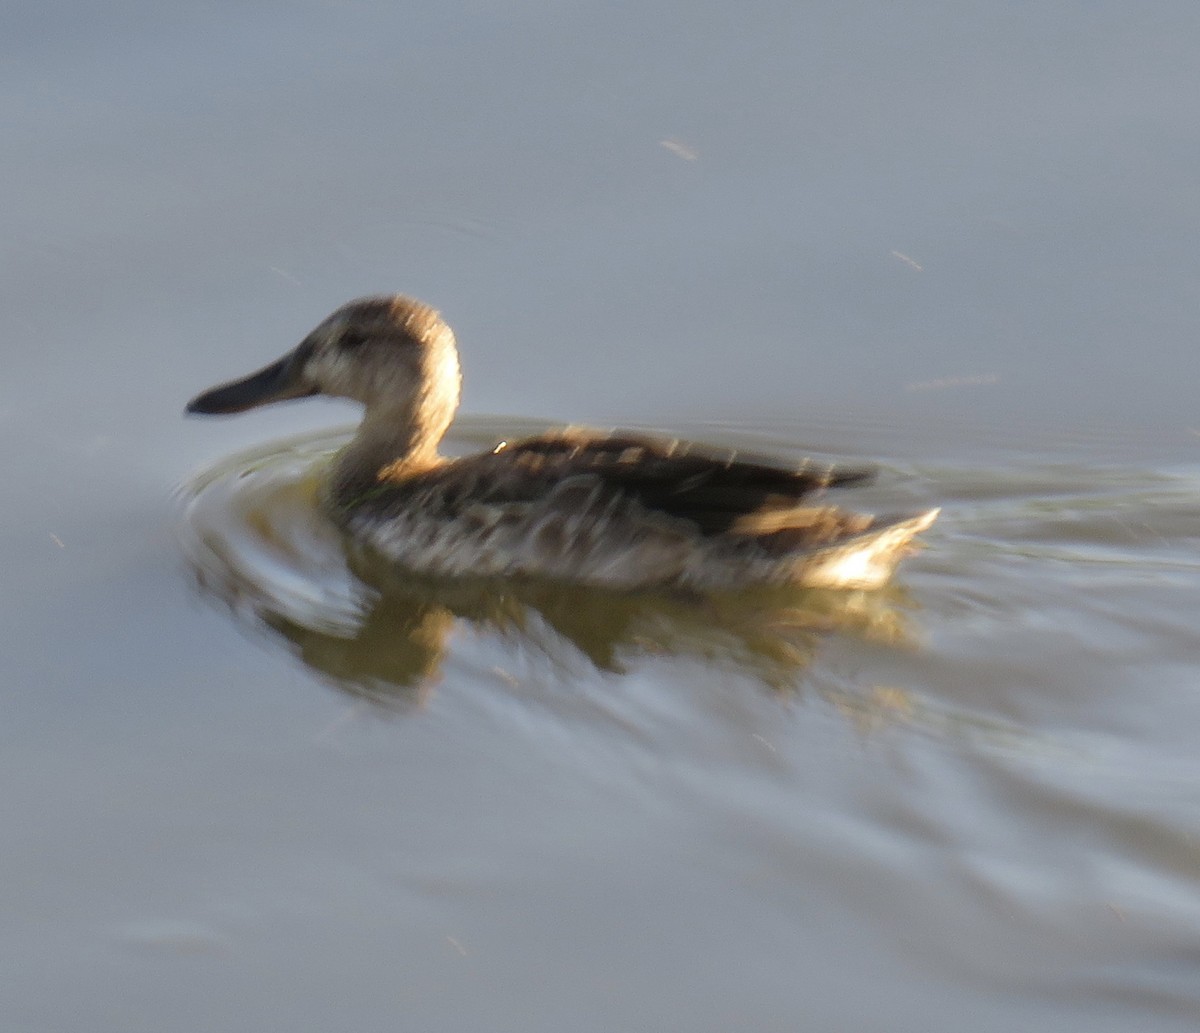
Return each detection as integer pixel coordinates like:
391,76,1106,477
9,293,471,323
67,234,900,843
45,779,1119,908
5,3,1200,1031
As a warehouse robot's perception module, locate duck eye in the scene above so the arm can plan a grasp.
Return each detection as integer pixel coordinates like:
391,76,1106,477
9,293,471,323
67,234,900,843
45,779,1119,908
340,328,369,350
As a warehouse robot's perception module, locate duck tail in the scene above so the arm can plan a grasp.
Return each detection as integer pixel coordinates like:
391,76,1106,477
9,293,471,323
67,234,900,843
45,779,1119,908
797,508,940,589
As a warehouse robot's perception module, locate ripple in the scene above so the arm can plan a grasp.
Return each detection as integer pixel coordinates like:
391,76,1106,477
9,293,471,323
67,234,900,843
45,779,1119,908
177,419,930,705
180,426,367,637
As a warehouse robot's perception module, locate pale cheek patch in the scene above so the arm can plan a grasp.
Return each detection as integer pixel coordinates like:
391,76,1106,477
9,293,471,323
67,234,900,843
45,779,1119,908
308,347,382,401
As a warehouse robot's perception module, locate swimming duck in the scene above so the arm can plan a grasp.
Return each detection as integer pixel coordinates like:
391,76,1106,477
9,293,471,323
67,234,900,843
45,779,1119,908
186,295,938,589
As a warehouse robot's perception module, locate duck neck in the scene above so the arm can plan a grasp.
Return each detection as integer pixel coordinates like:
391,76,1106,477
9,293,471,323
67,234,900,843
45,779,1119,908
328,399,453,509
326,329,463,511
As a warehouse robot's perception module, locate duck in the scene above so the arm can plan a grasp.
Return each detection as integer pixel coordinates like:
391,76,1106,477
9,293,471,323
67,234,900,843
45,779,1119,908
186,295,938,590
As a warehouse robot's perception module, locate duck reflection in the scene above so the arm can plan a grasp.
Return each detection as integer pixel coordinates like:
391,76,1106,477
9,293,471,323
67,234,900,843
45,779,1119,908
180,430,927,708
201,547,923,708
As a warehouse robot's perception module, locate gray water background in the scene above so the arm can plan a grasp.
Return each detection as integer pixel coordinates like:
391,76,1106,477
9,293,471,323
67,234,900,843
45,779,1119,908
4,3,1200,1030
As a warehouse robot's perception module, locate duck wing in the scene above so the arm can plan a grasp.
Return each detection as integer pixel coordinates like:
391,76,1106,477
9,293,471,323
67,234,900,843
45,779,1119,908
435,430,873,536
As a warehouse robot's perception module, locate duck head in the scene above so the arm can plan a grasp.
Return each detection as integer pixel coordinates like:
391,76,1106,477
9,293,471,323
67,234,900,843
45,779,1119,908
186,295,462,421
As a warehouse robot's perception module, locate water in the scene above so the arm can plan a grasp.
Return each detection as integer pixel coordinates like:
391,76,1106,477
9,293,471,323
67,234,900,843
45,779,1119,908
5,2,1200,1030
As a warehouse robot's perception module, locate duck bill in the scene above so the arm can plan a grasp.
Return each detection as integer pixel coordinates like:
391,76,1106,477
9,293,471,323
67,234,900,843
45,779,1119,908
186,352,316,415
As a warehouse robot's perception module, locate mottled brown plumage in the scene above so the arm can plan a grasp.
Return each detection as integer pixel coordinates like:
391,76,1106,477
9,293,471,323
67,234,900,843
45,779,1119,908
187,295,938,589
367,431,871,535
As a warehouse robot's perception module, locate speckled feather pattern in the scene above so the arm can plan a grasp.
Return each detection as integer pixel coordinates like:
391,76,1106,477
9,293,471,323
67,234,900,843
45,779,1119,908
188,295,938,589
334,431,934,589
